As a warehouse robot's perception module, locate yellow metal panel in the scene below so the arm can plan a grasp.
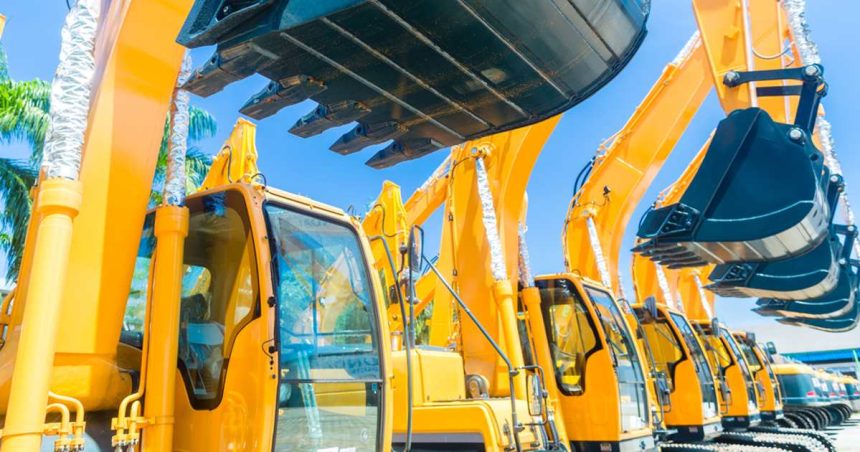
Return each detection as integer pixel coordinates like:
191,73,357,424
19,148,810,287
432,117,560,394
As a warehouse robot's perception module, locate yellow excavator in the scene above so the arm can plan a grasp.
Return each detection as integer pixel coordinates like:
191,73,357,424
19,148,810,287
555,0,845,450
0,0,649,450
362,2,844,452
0,1,852,452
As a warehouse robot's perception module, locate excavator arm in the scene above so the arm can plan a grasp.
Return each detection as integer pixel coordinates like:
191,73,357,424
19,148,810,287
562,33,711,294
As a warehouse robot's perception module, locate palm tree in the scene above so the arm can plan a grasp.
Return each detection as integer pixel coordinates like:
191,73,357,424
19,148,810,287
0,42,216,281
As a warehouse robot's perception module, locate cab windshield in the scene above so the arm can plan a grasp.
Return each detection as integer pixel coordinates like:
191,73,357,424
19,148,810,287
737,339,763,374
266,203,382,451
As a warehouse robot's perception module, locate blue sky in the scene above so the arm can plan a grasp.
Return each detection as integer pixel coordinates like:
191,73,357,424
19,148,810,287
2,1,859,352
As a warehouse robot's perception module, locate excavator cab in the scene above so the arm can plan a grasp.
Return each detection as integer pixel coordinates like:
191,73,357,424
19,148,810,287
534,275,655,451
118,182,391,451
695,321,761,429
176,0,649,167
632,304,722,442
733,332,784,423
634,66,830,267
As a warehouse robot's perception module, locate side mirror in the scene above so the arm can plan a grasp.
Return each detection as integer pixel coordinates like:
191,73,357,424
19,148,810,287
644,295,658,319
527,372,546,417
655,370,672,406
766,341,778,355
711,317,722,334
407,227,423,272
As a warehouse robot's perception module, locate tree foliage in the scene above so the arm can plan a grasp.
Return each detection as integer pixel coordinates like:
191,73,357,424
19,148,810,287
0,42,216,280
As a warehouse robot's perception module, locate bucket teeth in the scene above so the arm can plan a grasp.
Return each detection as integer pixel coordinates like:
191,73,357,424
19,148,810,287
240,76,326,119
182,45,275,97
289,101,370,138
176,0,649,168
366,138,445,169
330,122,407,155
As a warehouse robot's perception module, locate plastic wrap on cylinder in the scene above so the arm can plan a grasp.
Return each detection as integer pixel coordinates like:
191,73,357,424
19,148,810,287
671,32,701,67
41,0,101,180
816,117,842,175
164,54,192,206
517,224,534,288
694,275,713,320
475,157,507,281
817,117,860,256
784,0,821,65
654,263,676,311
417,155,451,194
586,216,612,292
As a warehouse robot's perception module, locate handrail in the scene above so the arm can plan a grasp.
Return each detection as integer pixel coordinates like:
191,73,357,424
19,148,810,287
368,235,413,452
423,255,523,452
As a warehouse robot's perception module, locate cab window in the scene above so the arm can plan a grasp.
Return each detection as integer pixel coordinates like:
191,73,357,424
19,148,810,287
178,191,260,406
266,204,382,452
537,279,599,394
637,310,684,390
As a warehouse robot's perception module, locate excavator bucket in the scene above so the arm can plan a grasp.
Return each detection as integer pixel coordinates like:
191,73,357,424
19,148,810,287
634,107,830,266
776,267,859,332
705,233,840,300
754,263,856,319
177,0,649,167
706,177,857,300
704,179,848,300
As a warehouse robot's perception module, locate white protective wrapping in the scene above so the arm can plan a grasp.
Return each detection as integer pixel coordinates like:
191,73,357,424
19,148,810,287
817,117,860,257
164,54,193,206
654,263,676,311
416,154,451,194
474,157,507,281
671,31,701,67
693,274,714,320
517,223,534,288
585,216,613,292
786,0,858,257
41,0,101,180
784,0,821,65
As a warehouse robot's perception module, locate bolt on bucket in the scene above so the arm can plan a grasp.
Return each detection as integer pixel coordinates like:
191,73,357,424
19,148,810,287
176,0,649,167
634,107,831,267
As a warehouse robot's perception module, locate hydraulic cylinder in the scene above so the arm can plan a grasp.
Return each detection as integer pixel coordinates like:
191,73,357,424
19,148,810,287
141,205,189,451
2,179,82,451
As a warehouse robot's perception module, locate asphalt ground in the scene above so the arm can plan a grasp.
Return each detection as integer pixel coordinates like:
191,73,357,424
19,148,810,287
829,414,860,451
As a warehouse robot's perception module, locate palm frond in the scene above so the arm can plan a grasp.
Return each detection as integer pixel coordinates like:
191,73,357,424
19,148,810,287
0,158,37,280
188,106,216,141
0,43,9,82
148,107,215,206
185,147,212,193
0,78,51,163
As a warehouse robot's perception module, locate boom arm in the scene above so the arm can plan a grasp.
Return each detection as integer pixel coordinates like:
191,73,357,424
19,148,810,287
562,33,711,295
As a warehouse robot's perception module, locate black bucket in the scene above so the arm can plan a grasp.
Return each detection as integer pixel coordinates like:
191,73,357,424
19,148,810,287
754,262,856,319
176,0,649,167
635,108,830,266
776,268,859,332
704,177,847,300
